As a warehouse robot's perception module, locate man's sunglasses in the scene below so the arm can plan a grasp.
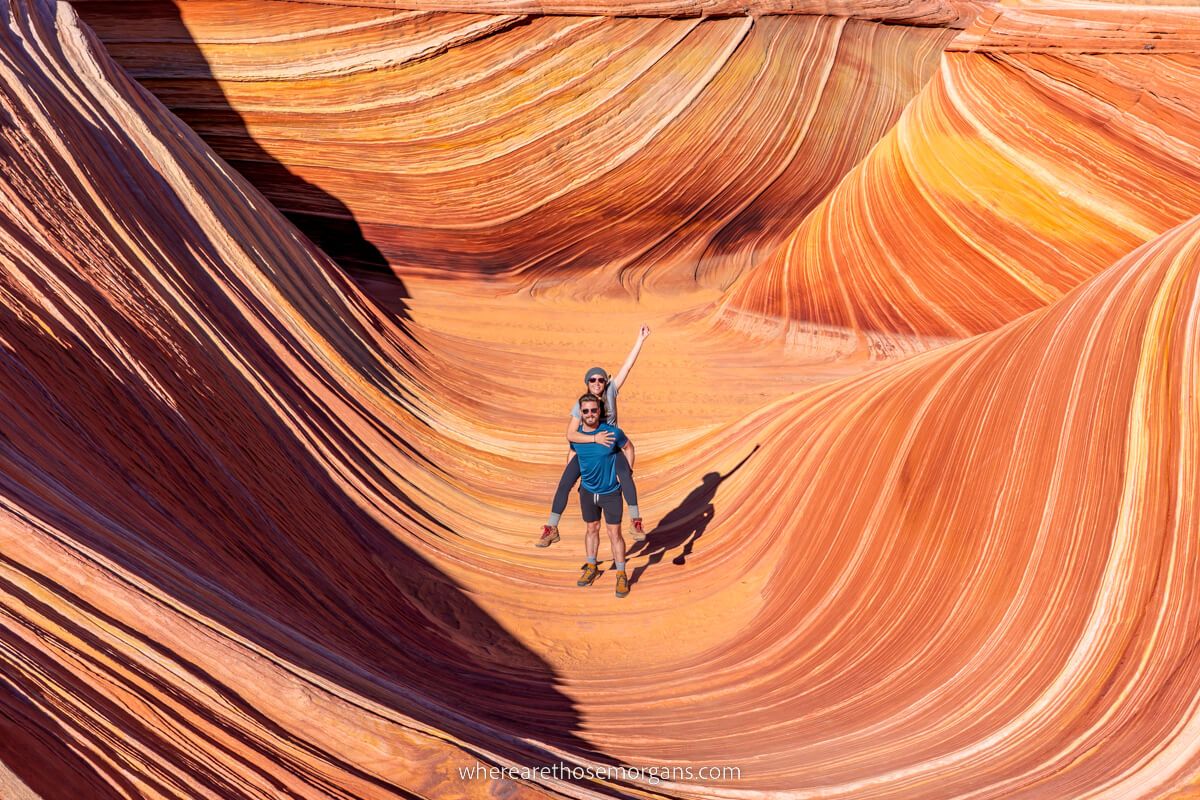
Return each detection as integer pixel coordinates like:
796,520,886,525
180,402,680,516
580,408,601,415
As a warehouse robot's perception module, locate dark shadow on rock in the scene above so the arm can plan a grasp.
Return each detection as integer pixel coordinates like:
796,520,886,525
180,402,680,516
0,4,633,793
626,445,759,586
0,249,615,796
0,672,131,800
73,0,412,327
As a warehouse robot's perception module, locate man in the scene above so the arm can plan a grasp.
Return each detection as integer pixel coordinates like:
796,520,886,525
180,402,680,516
571,394,635,598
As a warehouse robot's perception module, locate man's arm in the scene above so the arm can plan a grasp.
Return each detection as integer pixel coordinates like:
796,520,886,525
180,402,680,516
567,416,614,445
621,439,635,470
611,324,651,390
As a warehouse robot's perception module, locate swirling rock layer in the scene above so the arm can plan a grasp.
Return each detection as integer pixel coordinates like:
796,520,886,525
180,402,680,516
0,0,1198,798
718,47,1200,353
956,0,1200,52
124,0,985,26
76,0,955,292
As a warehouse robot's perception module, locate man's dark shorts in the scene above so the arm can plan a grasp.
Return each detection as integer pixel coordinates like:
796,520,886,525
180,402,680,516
579,488,623,524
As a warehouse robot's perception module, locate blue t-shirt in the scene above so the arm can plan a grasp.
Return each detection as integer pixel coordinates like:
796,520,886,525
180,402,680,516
570,422,628,495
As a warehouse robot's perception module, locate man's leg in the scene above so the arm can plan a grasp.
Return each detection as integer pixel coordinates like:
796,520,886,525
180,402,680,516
600,492,630,597
577,490,602,586
586,522,601,564
605,523,626,572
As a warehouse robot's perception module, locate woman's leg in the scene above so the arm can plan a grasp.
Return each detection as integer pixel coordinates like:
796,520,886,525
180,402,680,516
548,454,581,526
614,451,640,520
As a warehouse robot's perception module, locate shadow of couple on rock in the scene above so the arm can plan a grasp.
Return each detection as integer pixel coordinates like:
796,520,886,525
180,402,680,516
625,445,758,586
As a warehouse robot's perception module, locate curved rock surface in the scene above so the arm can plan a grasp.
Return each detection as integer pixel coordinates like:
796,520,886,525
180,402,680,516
0,0,1198,798
955,0,1200,52
718,46,1200,354
76,0,956,292
110,0,985,26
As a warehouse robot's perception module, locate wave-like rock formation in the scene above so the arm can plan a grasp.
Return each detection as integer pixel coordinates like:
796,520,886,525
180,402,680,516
0,2,578,796
134,0,985,26
956,0,1200,52
76,0,956,292
718,42,1200,353
616,218,1200,800
2,0,1199,797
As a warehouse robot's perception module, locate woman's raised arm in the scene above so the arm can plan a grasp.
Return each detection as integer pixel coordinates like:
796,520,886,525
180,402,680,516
611,324,650,390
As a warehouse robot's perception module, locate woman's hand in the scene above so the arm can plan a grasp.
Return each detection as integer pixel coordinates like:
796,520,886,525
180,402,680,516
592,430,615,447
614,325,651,389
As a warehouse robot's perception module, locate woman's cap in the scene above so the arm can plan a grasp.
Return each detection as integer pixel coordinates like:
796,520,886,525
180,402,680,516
584,367,608,383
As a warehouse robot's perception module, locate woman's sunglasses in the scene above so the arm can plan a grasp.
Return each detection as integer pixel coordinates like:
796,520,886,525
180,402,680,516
588,377,607,384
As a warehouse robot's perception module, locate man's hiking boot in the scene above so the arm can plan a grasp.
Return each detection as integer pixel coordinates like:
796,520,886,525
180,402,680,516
615,570,630,598
630,518,646,541
577,563,600,587
536,525,560,548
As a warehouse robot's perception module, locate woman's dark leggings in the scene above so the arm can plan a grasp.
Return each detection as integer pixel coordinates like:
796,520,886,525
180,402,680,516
551,451,638,516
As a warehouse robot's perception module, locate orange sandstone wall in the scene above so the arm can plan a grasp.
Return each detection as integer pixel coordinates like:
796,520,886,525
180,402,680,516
75,0,956,292
0,2,564,795
601,214,1200,799
718,45,1200,351
956,0,1200,52
0,0,1196,797
100,0,986,26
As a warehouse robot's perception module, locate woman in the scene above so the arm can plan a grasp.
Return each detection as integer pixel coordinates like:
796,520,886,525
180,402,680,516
537,324,650,547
